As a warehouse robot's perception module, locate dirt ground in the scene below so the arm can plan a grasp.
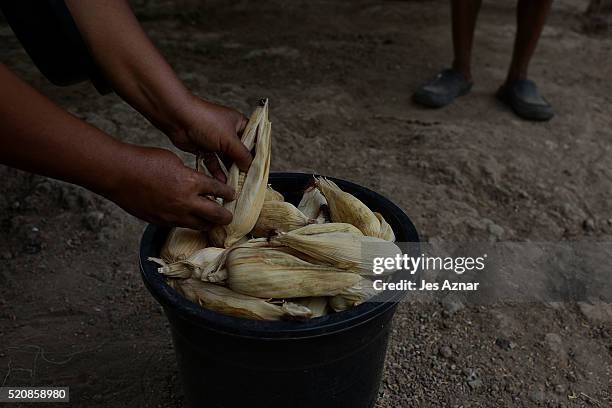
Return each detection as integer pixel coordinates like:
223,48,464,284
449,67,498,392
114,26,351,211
1,0,611,407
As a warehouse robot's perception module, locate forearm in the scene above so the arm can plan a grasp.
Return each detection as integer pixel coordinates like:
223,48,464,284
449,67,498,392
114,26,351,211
0,64,130,196
65,0,192,135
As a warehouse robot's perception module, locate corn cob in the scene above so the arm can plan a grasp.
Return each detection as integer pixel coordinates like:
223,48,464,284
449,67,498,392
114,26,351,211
315,177,381,236
294,297,328,317
160,228,208,263
226,247,362,298
265,185,284,202
209,100,272,247
269,231,402,275
329,278,378,312
150,247,225,279
334,278,377,310
375,212,395,242
290,222,363,236
251,201,313,237
298,186,329,222
173,278,312,320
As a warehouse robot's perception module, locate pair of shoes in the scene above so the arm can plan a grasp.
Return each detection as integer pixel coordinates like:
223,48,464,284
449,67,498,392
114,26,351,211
413,69,554,121
496,79,554,121
412,68,473,108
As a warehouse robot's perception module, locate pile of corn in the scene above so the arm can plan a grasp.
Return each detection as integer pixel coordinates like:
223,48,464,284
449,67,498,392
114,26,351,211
149,100,402,320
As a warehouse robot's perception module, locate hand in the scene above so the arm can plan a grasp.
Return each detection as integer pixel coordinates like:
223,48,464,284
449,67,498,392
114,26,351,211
105,145,235,229
169,96,252,182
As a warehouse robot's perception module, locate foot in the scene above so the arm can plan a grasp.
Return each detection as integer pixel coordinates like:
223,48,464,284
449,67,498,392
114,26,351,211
496,79,554,121
413,69,473,108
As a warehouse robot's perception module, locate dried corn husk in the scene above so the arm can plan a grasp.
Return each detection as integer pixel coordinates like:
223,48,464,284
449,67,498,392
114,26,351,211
251,201,313,237
375,212,395,242
160,228,208,263
298,186,329,223
294,297,328,317
195,154,229,192
315,177,381,236
265,185,284,202
290,222,363,236
270,231,402,275
209,100,272,247
173,278,312,320
150,247,225,279
226,247,362,298
329,278,378,312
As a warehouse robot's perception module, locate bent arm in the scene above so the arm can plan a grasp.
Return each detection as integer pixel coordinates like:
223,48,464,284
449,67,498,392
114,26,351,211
0,64,128,196
0,64,234,229
65,0,252,173
64,0,191,135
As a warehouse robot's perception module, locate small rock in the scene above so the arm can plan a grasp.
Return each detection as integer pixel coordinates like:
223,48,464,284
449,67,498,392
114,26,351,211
577,301,612,324
441,297,465,316
34,181,53,195
554,384,566,395
487,222,505,239
439,346,452,359
464,368,482,389
529,390,546,403
83,211,105,232
24,225,43,254
583,218,596,231
468,378,483,389
544,333,567,365
495,337,515,350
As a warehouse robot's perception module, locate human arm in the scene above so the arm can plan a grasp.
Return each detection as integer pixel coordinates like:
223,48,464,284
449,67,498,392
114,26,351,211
64,0,252,181
0,64,234,229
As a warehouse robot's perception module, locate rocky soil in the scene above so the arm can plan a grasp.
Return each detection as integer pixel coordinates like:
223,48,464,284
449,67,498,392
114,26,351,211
1,0,611,407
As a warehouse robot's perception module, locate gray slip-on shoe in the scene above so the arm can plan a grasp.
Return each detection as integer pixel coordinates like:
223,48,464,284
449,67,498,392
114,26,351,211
413,68,473,108
496,79,554,121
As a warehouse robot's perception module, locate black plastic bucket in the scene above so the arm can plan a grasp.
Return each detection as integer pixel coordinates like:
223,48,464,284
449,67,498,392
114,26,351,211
139,172,419,408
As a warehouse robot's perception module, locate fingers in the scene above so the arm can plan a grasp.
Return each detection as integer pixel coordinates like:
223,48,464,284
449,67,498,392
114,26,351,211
176,215,214,231
201,152,227,183
196,173,235,201
225,119,252,172
191,196,233,225
236,114,248,136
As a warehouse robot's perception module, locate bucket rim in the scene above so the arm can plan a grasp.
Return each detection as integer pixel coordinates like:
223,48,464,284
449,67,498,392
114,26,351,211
139,172,420,339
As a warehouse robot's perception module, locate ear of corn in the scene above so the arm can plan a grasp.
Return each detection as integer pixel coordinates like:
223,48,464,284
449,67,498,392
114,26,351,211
226,247,362,298
160,228,208,263
298,186,329,222
315,177,381,236
208,100,272,248
294,297,328,317
173,278,312,320
375,212,395,242
251,201,313,237
265,185,284,202
290,222,363,236
151,247,225,279
270,231,402,275
329,278,378,312
223,104,271,247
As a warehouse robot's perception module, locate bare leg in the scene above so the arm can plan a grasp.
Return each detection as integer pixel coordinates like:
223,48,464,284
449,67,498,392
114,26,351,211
451,0,483,81
505,0,553,84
